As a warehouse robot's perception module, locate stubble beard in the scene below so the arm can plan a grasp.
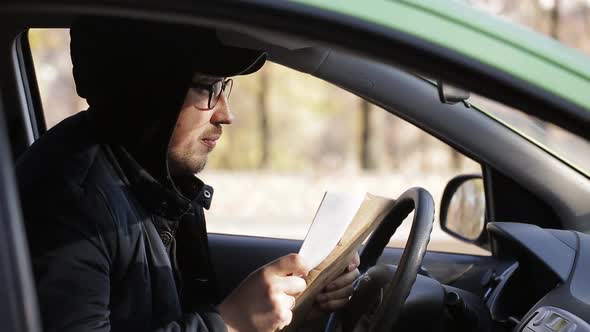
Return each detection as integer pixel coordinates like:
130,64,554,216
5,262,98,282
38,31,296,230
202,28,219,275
167,149,208,176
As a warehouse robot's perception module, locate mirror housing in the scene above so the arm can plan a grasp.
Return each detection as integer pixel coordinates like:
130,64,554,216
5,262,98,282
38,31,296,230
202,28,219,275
440,174,487,244
437,81,470,105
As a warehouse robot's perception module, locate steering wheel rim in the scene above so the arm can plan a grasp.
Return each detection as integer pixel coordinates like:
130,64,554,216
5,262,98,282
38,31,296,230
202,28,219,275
326,187,434,332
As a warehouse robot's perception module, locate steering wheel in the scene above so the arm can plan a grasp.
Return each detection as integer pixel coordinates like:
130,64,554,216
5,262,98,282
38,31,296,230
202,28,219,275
325,187,434,332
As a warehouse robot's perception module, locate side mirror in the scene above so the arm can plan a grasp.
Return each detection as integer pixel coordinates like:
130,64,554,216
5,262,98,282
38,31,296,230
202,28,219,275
440,174,486,243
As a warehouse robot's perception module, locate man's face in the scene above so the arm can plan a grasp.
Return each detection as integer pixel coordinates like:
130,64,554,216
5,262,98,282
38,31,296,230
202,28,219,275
167,74,234,175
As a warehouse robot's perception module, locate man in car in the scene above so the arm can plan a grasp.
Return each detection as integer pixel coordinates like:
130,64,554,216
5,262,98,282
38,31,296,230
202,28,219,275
16,17,360,332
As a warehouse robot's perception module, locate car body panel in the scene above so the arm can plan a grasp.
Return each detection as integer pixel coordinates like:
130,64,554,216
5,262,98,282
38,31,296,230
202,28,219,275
291,0,590,112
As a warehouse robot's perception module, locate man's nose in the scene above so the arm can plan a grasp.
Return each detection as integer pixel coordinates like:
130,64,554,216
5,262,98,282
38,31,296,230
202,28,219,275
210,94,234,125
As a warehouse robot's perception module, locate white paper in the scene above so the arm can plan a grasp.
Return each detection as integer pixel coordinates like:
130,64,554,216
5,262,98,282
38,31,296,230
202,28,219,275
298,192,365,269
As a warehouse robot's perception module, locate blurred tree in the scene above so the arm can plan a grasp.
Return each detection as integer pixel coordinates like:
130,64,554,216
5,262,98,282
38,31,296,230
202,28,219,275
258,66,271,169
385,114,402,169
550,0,562,39
538,0,562,134
359,99,376,170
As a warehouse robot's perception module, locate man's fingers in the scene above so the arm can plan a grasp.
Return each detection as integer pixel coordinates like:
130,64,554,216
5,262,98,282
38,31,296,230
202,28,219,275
276,311,293,330
348,252,360,272
274,294,295,330
274,293,296,310
316,284,353,303
268,253,309,277
325,268,360,291
280,275,307,296
275,305,293,330
283,294,296,310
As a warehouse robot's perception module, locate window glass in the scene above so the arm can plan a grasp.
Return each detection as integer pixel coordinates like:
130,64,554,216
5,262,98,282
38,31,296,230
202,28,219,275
29,28,489,256
29,29,88,128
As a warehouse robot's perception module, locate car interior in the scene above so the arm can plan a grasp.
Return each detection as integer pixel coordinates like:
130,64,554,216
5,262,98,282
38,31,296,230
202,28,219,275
0,3,590,332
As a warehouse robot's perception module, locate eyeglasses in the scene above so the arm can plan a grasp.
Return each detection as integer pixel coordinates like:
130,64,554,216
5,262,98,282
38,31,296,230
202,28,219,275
189,78,233,110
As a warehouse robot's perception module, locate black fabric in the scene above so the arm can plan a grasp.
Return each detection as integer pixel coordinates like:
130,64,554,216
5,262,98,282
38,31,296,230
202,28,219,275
70,16,266,182
71,17,197,182
16,17,265,332
17,112,222,332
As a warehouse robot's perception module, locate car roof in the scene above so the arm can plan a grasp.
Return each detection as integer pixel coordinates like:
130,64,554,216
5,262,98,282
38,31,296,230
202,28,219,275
293,0,590,114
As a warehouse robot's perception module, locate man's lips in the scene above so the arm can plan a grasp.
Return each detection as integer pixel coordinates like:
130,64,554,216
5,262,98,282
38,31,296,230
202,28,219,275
201,135,220,149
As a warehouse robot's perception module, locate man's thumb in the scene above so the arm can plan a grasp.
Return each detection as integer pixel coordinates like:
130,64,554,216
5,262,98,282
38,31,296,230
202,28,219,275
269,253,309,276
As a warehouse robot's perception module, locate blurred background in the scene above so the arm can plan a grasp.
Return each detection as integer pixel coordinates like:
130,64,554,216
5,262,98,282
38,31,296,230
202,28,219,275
27,0,590,255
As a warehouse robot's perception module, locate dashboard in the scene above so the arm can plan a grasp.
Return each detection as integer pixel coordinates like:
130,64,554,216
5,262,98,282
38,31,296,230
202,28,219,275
486,222,590,332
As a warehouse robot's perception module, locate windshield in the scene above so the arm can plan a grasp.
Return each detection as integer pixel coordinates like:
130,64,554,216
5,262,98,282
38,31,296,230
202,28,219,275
469,94,590,176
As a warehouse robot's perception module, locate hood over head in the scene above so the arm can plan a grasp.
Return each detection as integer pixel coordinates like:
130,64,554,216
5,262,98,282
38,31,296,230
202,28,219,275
70,17,266,183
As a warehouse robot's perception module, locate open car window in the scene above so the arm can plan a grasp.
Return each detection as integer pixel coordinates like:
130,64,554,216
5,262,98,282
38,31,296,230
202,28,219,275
29,28,489,256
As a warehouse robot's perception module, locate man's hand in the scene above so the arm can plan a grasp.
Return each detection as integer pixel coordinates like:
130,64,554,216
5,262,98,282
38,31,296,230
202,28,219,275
315,252,360,312
219,253,309,332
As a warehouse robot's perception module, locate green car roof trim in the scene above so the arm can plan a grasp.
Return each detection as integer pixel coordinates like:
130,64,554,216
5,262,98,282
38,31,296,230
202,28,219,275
290,0,590,112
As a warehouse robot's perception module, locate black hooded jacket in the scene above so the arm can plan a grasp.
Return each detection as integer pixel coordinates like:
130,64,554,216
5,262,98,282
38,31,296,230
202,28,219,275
16,18,265,332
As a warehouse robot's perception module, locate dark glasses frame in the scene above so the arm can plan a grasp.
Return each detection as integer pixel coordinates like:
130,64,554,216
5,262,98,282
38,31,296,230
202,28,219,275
189,78,233,110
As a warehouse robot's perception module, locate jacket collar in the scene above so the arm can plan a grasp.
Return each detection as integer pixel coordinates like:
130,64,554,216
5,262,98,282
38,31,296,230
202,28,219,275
111,146,213,220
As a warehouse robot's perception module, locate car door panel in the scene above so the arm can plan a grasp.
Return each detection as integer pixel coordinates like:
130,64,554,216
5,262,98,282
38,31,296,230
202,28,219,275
209,233,499,299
